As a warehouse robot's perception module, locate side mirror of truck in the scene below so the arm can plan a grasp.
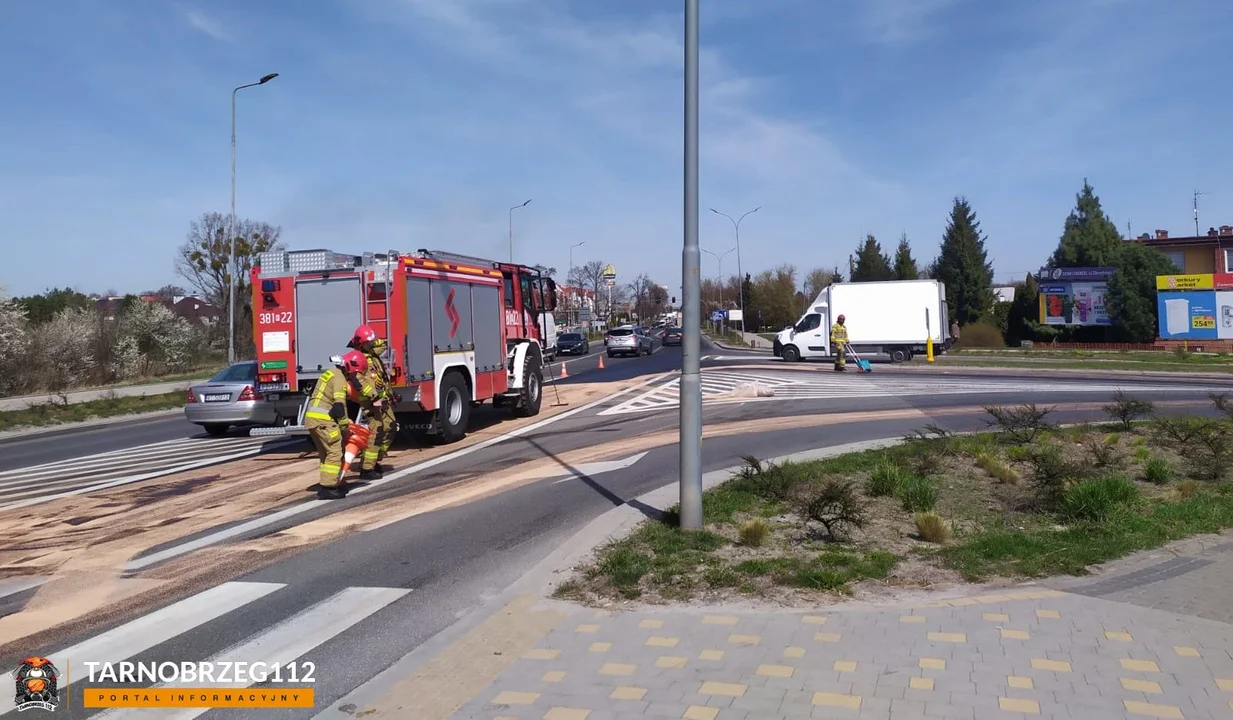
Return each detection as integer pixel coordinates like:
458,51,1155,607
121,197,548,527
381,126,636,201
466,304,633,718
546,279,558,311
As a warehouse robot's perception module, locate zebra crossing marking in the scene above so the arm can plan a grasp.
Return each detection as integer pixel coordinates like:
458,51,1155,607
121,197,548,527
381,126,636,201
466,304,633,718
0,435,303,512
599,370,1221,416
92,586,411,719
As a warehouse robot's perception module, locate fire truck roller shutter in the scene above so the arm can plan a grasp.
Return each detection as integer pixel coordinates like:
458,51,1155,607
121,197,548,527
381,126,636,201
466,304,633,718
472,284,503,374
431,280,475,353
406,277,434,383
295,276,365,378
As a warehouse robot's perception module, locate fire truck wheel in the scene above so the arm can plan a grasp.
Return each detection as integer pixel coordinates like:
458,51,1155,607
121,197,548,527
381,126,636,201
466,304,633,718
432,371,471,443
512,355,543,418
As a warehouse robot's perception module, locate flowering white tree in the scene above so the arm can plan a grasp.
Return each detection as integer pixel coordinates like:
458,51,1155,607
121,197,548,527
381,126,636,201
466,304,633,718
38,308,99,391
0,285,30,396
121,301,198,374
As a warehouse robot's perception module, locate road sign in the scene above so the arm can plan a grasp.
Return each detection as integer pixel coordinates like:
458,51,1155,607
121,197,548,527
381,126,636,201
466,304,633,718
710,310,726,323
605,279,616,287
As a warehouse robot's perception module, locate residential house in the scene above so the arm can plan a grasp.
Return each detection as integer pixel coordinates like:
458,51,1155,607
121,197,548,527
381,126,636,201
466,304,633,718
1131,225,1233,274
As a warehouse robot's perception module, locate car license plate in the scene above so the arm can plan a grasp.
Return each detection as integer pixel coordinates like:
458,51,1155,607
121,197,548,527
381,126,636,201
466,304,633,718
204,394,231,402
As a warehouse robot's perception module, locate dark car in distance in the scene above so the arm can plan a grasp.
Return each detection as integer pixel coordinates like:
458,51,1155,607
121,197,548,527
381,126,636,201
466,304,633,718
663,327,683,346
557,332,590,355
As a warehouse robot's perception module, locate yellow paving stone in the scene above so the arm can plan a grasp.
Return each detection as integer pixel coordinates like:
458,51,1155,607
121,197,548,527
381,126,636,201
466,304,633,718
542,670,567,682
588,642,612,653
1122,700,1183,719
1216,678,1233,691
638,619,663,629
683,707,719,720
802,615,828,625
1007,676,1033,689
610,686,647,701
492,691,539,705
1173,646,1200,657
656,656,688,668
919,658,946,670
783,647,806,658
1120,659,1160,673
702,615,738,625
575,624,600,634
999,697,1040,714
544,709,591,720
522,648,561,660
495,717,518,720
698,650,724,661
900,615,926,623
833,661,857,672
1121,678,1163,694
1105,631,1134,642
814,632,842,642
1031,658,1072,672
976,594,1014,603
909,677,934,690
983,613,1010,622
812,692,861,709
1021,590,1065,598
756,664,795,678
1001,629,1031,640
699,681,746,697
646,636,679,647
1036,609,1061,619
599,663,636,676
927,632,966,643
728,634,760,645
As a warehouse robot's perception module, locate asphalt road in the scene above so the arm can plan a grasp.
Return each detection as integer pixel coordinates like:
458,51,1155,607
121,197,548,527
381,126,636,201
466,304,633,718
3,356,1229,718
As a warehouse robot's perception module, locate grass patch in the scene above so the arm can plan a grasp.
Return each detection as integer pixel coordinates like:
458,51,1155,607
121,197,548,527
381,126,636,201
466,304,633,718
0,390,186,431
564,398,1233,605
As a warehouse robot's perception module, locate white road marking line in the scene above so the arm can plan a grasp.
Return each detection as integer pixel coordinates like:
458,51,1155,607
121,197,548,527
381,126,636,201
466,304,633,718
0,575,48,600
0,444,290,490
123,372,671,571
0,581,286,715
0,440,302,513
90,586,411,720
0,437,263,478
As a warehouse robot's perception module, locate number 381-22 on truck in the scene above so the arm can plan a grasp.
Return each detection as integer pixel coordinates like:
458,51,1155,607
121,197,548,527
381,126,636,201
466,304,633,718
247,248,559,443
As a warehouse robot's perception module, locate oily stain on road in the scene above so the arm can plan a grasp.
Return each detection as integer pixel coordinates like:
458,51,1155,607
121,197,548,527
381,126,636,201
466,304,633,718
0,378,642,651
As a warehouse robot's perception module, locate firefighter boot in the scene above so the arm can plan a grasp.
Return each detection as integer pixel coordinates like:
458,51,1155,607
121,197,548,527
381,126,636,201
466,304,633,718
359,468,383,481
318,485,347,500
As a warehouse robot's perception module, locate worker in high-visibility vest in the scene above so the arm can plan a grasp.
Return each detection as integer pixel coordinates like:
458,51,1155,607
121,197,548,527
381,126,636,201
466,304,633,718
830,314,848,372
304,350,369,500
348,325,398,478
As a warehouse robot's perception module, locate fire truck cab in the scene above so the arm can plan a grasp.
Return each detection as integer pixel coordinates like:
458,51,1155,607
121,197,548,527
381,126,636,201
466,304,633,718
248,248,559,444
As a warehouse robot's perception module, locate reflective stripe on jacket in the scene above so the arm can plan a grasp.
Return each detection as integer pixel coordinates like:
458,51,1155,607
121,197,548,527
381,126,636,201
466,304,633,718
830,323,848,345
305,369,350,423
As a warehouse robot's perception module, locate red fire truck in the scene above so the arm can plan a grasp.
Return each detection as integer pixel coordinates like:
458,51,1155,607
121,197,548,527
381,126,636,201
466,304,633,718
247,248,559,443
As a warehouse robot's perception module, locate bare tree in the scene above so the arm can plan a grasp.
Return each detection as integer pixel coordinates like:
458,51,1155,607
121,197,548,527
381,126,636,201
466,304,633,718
627,273,668,322
147,284,188,300
802,267,837,309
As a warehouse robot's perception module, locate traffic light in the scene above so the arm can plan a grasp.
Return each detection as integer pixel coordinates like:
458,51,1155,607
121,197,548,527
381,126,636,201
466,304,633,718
671,296,676,304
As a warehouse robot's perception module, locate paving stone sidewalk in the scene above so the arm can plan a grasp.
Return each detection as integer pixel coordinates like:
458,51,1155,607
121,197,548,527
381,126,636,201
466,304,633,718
449,587,1233,720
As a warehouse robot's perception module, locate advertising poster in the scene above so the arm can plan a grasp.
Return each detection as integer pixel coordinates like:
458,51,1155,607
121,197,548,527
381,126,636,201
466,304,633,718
1156,274,1215,291
1216,291,1233,340
1068,282,1110,325
1039,285,1071,325
1156,291,1218,340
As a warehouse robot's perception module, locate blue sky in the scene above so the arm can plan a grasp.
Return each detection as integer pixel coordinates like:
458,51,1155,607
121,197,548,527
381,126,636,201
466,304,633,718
2,0,1231,298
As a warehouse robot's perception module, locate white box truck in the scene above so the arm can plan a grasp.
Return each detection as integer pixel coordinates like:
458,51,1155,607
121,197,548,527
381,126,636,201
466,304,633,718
773,279,952,364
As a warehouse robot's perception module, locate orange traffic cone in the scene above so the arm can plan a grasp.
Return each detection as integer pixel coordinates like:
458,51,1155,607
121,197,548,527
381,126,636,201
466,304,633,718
340,424,372,479
598,354,605,370
560,361,568,378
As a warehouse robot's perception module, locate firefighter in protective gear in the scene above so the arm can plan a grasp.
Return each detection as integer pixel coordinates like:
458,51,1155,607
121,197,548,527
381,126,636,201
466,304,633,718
831,314,848,372
304,350,369,500
348,325,397,478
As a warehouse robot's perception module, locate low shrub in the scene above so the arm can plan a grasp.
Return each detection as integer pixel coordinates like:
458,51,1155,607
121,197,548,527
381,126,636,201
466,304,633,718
898,475,938,512
914,512,952,543
976,452,1020,485
1143,457,1171,485
868,461,903,497
737,455,807,502
793,479,867,540
952,321,1005,349
1086,437,1123,469
1028,445,1084,508
738,518,769,547
1060,476,1140,522
984,403,1055,444
1102,390,1155,430
1178,479,1199,499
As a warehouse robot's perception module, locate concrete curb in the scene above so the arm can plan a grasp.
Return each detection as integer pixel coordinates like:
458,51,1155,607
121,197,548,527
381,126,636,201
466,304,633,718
0,408,185,443
711,340,771,353
881,363,1233,382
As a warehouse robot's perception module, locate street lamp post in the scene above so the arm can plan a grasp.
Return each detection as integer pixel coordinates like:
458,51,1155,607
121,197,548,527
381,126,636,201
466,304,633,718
508,199,532,263
702,247,735,309
229,71,279,365
709,206,759,335
569,240,585,324
680,0,703,530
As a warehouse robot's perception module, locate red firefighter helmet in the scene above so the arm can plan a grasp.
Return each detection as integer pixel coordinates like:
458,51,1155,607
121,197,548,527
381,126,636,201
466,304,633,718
339,350,369,374
349,324,378,348
837,314,846,323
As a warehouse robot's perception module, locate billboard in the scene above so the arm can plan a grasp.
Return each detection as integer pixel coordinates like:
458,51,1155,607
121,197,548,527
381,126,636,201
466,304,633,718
1217,292,1233,340
1035,267,1115,282
1039,282,1110,326
1156,291,1217,340
1156,274,1214,291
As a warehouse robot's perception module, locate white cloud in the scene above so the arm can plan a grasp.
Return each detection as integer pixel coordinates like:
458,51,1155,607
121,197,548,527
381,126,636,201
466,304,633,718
183,7,231,43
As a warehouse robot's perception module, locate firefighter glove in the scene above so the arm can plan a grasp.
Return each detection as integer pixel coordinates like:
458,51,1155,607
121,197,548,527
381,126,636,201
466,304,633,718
329,402,347,421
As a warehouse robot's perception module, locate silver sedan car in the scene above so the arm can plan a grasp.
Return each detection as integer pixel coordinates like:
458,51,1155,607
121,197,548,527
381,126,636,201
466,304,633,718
184,361,280,436
606,326,654,358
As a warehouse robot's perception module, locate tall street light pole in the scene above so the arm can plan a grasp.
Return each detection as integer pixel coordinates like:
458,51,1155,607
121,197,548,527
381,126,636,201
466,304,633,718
702,247,735,311
509,199,532,263
709,206,759,335
680,0,703,531
569,240,585,324
229,72,279,365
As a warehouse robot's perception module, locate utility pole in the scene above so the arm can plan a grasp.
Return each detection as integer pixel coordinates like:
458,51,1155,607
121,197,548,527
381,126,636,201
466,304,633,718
569,241,585,324
229,72,279,365
710,206,759,335
1194,190,1208,237
509,199,532,263
679,0,703,531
